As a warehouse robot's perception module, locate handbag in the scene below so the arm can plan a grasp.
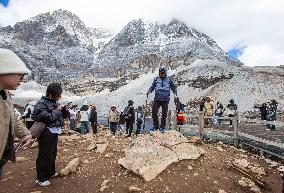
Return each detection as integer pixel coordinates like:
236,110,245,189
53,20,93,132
30,121,46,138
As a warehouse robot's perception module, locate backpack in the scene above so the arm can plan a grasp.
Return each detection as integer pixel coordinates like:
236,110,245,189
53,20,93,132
123,106,132,120
23,105,34,119
76,111,81,122
136,111,143,123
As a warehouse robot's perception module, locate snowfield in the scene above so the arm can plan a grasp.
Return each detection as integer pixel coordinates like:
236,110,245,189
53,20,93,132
13,60,284,115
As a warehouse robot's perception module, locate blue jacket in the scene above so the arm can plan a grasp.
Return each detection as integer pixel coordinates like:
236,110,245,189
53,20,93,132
148,76,177,102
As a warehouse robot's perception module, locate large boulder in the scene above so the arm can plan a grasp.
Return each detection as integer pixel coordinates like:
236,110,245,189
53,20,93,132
118,130,205,181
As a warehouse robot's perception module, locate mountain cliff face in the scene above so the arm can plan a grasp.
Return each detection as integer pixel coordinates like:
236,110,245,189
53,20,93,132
3,10,282,111
0,11,242,84
0,9,112,83
92,19,242,77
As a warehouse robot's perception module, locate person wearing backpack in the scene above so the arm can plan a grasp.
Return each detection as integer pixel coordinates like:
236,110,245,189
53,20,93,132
147,66,177,133
124,100,135,137
136,106,144,135
22,99,36,129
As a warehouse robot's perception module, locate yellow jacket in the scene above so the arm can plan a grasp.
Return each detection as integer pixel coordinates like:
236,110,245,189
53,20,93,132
204,101,214,116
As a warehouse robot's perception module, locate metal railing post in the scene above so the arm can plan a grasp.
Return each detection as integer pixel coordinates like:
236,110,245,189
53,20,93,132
233,112,239,147
199,111,204,139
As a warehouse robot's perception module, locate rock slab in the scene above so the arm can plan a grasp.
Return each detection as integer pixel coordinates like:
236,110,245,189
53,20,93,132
118,130,205,181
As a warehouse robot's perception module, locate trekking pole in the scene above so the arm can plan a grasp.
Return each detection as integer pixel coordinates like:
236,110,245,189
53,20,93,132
14,140,24,153
281,174,284,193
142,94,148,134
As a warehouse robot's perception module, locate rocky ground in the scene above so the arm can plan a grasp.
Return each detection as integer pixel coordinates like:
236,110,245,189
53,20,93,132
0,127,283,193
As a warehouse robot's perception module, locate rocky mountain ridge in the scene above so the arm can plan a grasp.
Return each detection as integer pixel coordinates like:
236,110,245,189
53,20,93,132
0,9,112,83
0,10,241,87
2,9,283,111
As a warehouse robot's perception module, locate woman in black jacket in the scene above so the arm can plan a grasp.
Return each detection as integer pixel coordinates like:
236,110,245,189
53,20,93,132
33,83,64,187
89,104,98,135
125,100,135,137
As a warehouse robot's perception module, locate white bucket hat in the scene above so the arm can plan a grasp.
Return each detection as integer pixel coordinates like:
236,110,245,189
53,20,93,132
0,48,31,75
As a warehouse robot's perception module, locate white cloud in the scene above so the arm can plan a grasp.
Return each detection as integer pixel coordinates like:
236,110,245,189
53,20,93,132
239,44,284,67
0,0,284,66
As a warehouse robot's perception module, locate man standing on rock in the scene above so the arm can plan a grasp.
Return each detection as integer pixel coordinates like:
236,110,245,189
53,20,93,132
0,48,32,178
147,66,177,133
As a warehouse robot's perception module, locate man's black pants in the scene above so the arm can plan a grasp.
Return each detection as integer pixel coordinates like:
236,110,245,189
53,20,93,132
91,122,97,134
36,129,58,182
126,121,134,136
152,101,169,130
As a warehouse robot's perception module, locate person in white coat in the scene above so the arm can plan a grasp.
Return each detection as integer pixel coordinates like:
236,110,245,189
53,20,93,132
79,103,90,134
22,99,36,129
68,105,77,130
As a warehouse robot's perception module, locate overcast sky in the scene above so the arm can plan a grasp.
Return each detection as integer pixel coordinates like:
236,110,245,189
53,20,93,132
0,0,284,67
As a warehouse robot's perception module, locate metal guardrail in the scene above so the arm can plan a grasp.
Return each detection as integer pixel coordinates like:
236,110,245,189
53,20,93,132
169,111,284,158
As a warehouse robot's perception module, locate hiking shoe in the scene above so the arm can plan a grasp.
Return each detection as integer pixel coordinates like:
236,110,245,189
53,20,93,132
160,128,165,133
51,172,59,178
36,180,51,187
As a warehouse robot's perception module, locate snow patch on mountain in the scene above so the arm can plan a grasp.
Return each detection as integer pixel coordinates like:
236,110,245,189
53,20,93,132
13,60,284,115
